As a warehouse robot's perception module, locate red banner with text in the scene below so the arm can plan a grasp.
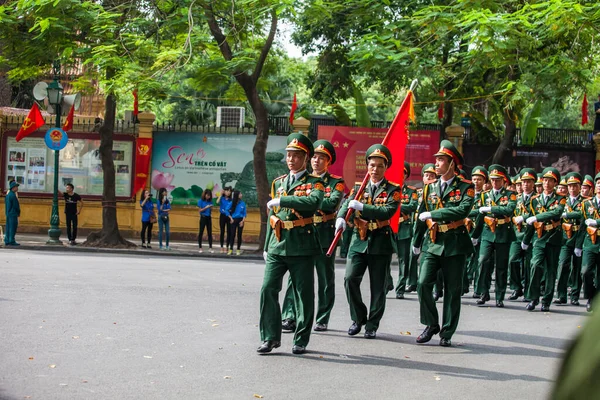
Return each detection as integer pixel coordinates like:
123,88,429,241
318,126,440,188
134,138,153,195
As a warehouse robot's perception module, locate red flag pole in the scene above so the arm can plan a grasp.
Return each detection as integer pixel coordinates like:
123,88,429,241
326,80,418,257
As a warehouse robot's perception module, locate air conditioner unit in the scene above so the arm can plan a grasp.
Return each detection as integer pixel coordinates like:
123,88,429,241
216,106,245,128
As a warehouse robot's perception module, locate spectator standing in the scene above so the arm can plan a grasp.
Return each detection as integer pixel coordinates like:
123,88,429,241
140,189,155,248
157,188,171,250
217,186,233,253
228,190,247,255
4,181,20,246
197,189,214,253
61,183,83,245
594,94,600,133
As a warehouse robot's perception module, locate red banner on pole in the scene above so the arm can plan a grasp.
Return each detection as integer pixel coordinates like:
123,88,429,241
134,138,152,195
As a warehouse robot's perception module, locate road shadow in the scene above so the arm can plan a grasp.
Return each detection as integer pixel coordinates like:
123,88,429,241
459,330,572,350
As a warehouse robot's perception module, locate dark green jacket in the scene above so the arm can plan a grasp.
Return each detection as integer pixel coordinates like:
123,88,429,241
337,179,401,255
397,184,418,240
413,177,475,257
523,191,566,248
265,171,324,256
561,194,584,247
5,191,20,217
472,188,517,244
513,192,534,242
315,172,345,249
576,197,600,253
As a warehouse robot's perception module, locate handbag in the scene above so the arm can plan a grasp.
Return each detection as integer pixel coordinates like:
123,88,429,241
149,213,158,224
161,214,169,223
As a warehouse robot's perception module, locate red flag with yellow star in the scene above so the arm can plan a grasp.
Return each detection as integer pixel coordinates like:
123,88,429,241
63,104,75,132
16,103,45,142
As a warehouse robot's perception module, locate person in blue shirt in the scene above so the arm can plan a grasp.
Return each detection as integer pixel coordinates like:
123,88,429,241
227,190,247,255
217,186,233,253
157,188,171,250
4,180,21,246
197,189,214,253
139,189,155,248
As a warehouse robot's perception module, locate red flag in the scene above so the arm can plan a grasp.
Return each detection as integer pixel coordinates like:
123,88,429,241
133,89,139,116
289,93,297,125
383,90,416,233
582,93,589,126
16,103,45,142
63,104,75,132
438,90,444,121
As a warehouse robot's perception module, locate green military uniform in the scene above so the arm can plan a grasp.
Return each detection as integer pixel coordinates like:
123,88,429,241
280,140,345,330
395,161,419,298
508,168,536,300
463,166,488,296
338,144,401,337
413,140,475,346
523,167,566,311
4,181,20,246
555,172,584,305
258,133,324,354
472,165,517,306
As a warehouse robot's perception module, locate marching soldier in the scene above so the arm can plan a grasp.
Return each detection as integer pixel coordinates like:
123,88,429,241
413,140,475,347
557,178,568,197
464,166,489,297
257,133,324,355
280,140,345,332
555,172,584,306
508,168,536,301
535,173,544,195
395,161,419,299
472,165,517,307
575,172,600,313
522,167,565,312
581,175,593,198
335,144,401,339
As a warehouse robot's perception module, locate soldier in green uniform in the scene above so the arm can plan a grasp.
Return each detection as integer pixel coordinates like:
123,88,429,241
395,161,419,299
413,140,475,347
581,175,593,198
464,166,488,297
508,168,536,301
471,165,517,307
4,181,21,246
535,173,544,195
522,167,566,312
280,140,345,332
335,144,401,339
555,172,584,306
257,133,325,355
575,172,600,313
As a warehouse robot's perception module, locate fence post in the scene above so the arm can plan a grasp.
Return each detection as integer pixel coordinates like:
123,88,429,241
445,124,465,154
292,117,310,136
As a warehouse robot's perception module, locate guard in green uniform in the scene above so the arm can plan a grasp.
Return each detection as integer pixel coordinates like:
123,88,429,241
395,161,419,299
280,140,345,332
522,167,566,312
535,173,544,195
257,133,324,355
575,172,600,313
4,181,21,246
464,166,488,296
555,172,584,305
472,165,517,307
508,168,536,300
335,144,401,339
581,175,594,198
413,140,475,347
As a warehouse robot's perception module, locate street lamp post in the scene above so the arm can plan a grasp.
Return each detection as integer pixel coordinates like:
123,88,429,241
46,61,63,245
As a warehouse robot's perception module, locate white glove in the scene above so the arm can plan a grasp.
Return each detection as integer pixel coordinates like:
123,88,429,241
526,216,537,225
419,212,432,221
562,212,567,218
348,199,364,211
514,215,524,224
521,242,529,251
479,206,492,214
412,246,421,255
574,248,583,257
263,251,268,262
586,219,598,227
267,198,280,210
472,238,479,246
335,218,346,232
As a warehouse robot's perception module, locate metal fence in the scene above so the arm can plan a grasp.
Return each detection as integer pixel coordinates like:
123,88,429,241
1,114,136,133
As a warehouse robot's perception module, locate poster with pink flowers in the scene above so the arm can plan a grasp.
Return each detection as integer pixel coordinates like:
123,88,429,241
151,132,288,206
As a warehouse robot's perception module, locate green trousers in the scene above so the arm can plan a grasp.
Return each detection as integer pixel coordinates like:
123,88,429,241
340,228,353,258
581,250,600,302
344,251,392,331
4,215,18,245
557,245,582,302
476,241,511,301
463,242,481,293
417,252,466,340
526,244,560,305
259,254,315,347
408,252,419,287
395,238,412,295
508,241,528,292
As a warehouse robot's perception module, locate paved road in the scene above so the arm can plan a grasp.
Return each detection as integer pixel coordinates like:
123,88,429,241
0,250,588,399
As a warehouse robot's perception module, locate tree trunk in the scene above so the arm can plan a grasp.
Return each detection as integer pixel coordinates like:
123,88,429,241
492,105,517,165
84,68,135,248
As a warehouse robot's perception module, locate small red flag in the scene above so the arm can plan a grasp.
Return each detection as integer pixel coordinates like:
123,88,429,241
438,90,444,121
133,89,139,116
16,103,45,142
582,93,589,126
289,93,297,125
63,104,74,132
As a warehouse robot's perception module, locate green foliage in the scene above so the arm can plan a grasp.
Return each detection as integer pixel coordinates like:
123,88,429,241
353,85,371,128
521,100,543,146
